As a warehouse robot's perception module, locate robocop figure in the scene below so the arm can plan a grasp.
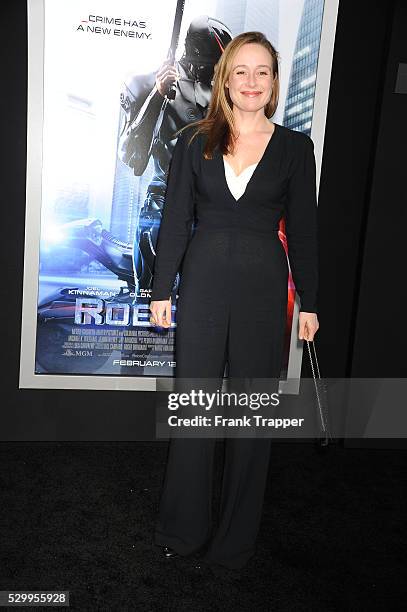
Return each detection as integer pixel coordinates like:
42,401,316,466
118,15,232,302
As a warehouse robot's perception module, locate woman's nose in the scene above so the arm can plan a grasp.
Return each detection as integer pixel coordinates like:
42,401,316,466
245,73,258,87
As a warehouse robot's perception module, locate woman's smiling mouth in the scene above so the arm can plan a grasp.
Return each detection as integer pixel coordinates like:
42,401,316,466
241,91,262,97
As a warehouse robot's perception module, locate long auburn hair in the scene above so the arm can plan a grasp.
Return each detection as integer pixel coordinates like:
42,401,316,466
176,31,280,159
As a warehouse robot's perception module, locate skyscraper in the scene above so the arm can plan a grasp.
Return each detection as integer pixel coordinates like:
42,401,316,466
283,0,324,134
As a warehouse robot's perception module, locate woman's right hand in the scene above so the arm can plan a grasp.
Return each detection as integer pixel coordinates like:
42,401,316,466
149,298,172,328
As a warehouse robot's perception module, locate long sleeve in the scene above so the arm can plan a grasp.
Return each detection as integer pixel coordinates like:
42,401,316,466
150,129,196,301
284,134,319,314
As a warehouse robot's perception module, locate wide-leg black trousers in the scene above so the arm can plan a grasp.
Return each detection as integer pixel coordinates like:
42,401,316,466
154,291,286,570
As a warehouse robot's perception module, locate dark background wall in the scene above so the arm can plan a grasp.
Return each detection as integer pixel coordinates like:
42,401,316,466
347,0,406,377
0,0,404,441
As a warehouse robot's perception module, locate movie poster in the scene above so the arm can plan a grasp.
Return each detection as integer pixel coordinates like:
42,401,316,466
33,0,325,378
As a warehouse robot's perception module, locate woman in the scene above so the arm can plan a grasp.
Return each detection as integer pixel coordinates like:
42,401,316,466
149,31,320,571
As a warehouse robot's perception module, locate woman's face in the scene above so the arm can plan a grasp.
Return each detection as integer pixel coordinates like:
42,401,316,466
225,43,274,113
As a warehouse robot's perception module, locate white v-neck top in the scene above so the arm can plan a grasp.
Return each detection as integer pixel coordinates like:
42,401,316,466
223,158,259,201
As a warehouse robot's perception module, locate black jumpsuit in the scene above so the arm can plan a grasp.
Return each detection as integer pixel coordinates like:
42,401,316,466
150,122,319,569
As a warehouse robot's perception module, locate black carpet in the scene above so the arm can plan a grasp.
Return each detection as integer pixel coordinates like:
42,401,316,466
0,441,405,611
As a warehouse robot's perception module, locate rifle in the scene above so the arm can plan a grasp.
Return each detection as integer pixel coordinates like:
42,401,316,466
166,0,185,99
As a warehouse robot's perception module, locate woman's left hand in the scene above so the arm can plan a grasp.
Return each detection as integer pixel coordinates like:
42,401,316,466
298,312,319,341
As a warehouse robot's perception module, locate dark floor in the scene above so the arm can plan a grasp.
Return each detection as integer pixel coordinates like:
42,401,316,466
0,441,405,611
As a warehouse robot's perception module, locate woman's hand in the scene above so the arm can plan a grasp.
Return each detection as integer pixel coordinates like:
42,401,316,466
149,298,172,328
298,312,319,341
